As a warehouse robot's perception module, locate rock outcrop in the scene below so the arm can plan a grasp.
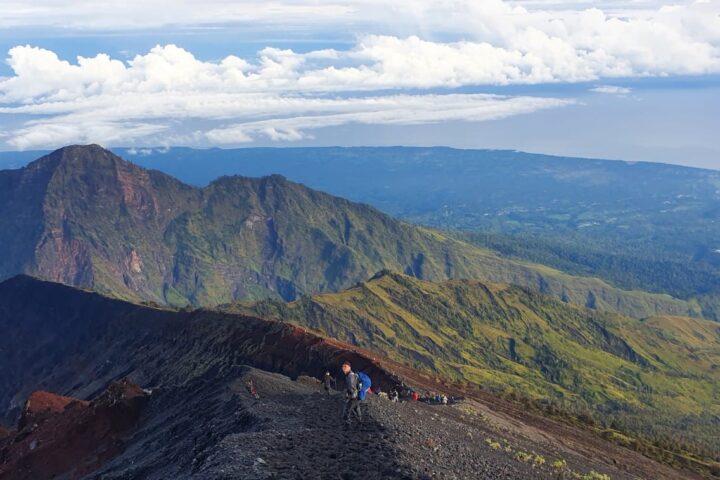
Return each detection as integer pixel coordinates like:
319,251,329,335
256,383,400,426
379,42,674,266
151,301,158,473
0,379,147,480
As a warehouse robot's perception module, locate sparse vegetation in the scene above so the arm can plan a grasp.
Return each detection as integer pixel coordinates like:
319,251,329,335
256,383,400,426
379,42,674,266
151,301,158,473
515,451,533,462
485,438,502,450
575,471,611,480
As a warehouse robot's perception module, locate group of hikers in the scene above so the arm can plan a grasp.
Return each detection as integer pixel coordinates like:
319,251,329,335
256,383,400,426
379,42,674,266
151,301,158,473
244,362,456,429
321,361,458,428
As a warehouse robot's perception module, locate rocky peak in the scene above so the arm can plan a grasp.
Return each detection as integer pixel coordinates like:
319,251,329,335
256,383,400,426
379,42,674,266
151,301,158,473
27,144,123,172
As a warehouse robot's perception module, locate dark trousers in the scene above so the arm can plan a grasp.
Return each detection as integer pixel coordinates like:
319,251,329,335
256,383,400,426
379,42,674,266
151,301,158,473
342,398,362,424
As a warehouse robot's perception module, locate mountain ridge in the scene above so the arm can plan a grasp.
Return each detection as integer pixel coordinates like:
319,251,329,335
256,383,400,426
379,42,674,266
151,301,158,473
0,145,705,319
73,145,718,315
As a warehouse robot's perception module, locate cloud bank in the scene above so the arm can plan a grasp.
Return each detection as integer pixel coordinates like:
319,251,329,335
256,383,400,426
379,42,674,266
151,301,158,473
0,0,717,149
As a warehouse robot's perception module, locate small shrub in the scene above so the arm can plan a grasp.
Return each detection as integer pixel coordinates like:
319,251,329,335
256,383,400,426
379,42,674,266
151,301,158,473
485,438,501,450
515,451,533,462
580,471,611,480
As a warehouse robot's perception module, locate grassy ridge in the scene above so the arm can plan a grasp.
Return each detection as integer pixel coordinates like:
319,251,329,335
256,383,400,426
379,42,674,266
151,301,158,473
235,271,720,460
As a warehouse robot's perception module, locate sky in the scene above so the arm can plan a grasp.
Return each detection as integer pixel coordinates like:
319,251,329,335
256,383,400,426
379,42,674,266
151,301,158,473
0,0,718,168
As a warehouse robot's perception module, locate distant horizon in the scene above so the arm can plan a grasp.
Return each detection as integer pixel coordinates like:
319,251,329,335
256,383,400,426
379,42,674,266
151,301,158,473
0,1,718,169
0,144,717,173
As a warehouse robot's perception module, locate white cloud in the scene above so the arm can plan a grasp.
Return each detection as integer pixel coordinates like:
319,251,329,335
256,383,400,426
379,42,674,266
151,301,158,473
0,0,718,149
590,85,632,94
0,42,581,149
0,87,573,149
201,94,572,145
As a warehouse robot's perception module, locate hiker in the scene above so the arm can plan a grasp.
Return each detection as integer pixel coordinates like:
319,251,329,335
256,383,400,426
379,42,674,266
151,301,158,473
391,390,399,403
323,371,334,395
441,394,448,405
341,361,362,428
246,379,259,399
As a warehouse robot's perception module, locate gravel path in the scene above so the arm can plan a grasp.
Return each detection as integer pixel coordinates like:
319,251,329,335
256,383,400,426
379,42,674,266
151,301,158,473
195,370,566,480
89,367,676,479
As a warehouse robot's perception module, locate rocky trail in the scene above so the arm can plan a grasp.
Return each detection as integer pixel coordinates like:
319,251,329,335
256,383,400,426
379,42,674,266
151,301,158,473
86,368,637,480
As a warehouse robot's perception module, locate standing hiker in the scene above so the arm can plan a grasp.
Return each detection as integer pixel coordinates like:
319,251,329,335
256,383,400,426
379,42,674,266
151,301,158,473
323,371,334,395
341,361,361,428
246,379,259,399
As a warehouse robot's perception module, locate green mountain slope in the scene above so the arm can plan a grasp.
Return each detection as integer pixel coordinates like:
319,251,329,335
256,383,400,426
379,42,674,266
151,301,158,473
100,146,720,308
236,271,720,459
0,145,705,318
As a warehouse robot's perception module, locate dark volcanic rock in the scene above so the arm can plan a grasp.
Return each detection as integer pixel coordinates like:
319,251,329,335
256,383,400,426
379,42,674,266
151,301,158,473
92,368,553,480
0,379,147,480
0,275,399,427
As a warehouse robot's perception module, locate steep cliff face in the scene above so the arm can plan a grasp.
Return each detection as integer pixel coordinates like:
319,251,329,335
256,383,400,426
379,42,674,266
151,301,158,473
0,145,198,302
0,145,700,318
31,145,198,302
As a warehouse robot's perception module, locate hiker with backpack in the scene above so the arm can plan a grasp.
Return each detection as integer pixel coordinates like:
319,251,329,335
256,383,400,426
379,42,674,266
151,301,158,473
341,361,371,429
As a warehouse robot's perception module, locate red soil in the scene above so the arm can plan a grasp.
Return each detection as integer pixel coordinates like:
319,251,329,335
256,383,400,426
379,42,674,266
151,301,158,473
0,379,147,480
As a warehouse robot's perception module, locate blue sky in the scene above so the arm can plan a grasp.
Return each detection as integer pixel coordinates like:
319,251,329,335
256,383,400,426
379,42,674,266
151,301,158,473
0,1,718,168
